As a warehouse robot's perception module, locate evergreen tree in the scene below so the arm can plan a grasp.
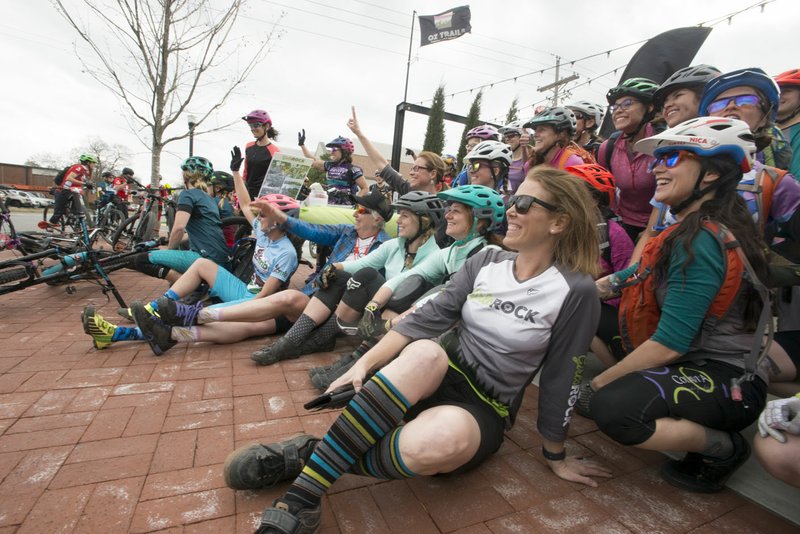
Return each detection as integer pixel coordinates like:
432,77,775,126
457,90,483,168
505,96,520,124
422,85,446,155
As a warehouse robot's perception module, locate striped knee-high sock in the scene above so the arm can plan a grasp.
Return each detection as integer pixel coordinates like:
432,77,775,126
350,427,416,479
284,371,410,507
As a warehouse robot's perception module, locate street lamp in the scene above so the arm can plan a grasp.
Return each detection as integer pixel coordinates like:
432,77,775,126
188,114,197,157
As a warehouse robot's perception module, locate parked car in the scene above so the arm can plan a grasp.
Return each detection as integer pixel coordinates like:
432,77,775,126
26,192,54,208
2,189,35,208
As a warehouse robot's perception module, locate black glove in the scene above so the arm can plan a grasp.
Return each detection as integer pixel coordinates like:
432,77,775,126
298,129,306,147
317,263,337,290
230,146,244,172
358,303,387,340
404,148,415,157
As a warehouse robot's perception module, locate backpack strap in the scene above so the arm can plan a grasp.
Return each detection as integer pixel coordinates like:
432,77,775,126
602,131,622,173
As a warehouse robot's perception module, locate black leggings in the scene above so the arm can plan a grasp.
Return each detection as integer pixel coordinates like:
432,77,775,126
596,302,626,361
591,359,767,446
51,189,84,221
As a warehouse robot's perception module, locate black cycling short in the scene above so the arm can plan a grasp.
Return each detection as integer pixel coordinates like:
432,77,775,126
591,359,767,446
274,314,292,335
404,333,505,474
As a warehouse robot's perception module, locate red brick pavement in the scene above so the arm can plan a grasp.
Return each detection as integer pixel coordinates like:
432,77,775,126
0,264,798,533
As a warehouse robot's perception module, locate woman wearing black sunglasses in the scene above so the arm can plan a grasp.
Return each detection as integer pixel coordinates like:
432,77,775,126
235,166,611,533
588,117,771,493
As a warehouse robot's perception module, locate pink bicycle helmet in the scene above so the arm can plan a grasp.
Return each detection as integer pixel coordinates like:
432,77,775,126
242,109,272,125
326,136,356,154
259,193,300,212
465,124,500,141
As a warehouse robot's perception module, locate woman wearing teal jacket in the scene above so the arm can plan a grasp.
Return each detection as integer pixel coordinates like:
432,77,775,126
310,185,508,389
250,191,445,366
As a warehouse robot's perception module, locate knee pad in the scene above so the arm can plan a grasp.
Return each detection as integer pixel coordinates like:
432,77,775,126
130,252,170,279
387,275,434,313
341,268,385,311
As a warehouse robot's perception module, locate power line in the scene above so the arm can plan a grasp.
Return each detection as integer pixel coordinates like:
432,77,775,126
416,0,776,105
349,0,407,17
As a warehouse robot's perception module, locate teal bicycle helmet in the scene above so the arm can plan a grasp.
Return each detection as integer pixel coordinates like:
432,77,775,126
181,156,214,178
438,184,506,232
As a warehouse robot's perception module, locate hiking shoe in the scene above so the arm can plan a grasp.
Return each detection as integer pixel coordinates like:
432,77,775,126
251,334,336,366
255,498,321,534
131,301,175,356
660,431,751,493
309,353,357,391
223,434,320,490
155,297,203,326
81,305,116,350
575,382,595,419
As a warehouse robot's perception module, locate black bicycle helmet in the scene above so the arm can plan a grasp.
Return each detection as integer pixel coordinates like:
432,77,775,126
523,107,578,136
653,65,721,109
210,171,234,192
606,77,659,105
391,191,446,229
122,167,134,176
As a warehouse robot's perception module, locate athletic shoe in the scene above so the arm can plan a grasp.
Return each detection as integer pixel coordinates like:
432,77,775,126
251,334,336,366
660,431,751,493
223,434,319,490
309,353,357,391
81,305,115,350
131,301,175,356
155,297,203,327
118,302,156,322
257,498,321,534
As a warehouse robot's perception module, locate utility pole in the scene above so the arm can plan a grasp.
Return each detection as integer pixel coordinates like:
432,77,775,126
537,56,579,107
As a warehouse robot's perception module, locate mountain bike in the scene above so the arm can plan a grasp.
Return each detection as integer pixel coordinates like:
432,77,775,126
110,181,176,251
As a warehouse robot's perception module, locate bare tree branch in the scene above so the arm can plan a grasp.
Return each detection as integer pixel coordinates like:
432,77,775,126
52,0,283,184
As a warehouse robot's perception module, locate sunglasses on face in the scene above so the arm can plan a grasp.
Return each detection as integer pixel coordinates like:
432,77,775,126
354,207,373,215
507,194,558,214
610,99,637,114
248,123,265,130
468,161,494,173
705,94,762,115
648,150,699,172
412,165,432,172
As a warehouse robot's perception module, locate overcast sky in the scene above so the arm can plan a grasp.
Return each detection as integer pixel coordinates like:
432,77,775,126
1,0,797,185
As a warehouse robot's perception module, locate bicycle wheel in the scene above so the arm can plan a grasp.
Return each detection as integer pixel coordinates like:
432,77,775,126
221,216,252,243
110,214,138,252
165,205,176,234
135,211,158,242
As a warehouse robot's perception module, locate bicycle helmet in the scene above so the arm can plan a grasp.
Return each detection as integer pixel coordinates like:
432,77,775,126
606,77,659,105
210,171,234,192
565,164,616,206
699,68,780,121
391,191,446,229
79,154,98,164
441,153,458,174
775,69,800,88
437,184,506,231
325,136,355,154
259,193,300,212
634,117,756,171
242,109,272,125
499,120,525,136
101,171,114,179
523,107,578,136
181,156,214,178
465,125,500,141
653,65,721,108
566,101,605,125
463,140,513,166
122,167,134,176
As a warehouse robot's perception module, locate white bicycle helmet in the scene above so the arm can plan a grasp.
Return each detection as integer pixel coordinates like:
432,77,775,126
634,117,756,171
566,101,604,125
464,140,513,166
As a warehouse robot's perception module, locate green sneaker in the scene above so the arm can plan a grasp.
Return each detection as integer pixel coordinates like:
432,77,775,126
81,305,116,350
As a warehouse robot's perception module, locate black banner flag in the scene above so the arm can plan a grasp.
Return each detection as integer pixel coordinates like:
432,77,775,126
600,26,712,137
418,6,471,47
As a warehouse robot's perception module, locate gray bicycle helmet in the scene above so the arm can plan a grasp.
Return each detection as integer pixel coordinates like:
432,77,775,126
523,106,578,136
566,101,604,125
653,64,721,109
499,120,525,136
391,191,446,229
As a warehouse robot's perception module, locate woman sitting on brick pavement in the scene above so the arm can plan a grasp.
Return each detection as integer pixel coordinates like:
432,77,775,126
82,190,393,357
224,166,613,534
587,117,771,493
247,190,444,367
